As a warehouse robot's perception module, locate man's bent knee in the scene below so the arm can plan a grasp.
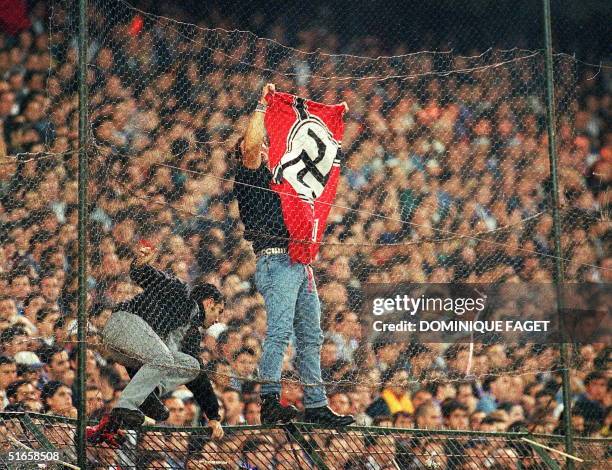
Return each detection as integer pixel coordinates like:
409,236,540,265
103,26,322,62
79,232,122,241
175,354,200,380
142,349,175,370
186,360,200,381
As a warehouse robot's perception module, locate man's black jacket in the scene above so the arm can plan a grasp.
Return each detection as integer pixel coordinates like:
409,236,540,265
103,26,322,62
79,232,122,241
181,325,221,422
117,263,202,339
119,263,220,421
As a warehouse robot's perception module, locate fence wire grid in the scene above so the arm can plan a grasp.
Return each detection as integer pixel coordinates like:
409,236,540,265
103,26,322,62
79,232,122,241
0,0,610,469
0,413,611,469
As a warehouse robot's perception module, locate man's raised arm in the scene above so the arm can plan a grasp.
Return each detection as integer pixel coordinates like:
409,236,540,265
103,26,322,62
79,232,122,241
129,242,172,289
242,83,275,169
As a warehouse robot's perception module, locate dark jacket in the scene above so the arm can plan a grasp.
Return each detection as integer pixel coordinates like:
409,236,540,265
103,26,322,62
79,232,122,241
120,265,220,421
116,263,202,340
180,326,221,421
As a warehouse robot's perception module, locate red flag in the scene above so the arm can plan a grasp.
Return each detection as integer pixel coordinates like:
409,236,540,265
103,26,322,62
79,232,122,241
264,92,345,264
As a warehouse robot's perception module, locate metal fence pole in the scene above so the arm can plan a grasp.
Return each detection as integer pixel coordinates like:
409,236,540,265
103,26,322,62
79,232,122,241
76,0,89,466
541,1,575,468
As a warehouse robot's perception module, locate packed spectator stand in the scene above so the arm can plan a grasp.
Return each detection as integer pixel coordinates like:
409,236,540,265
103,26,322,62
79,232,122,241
0,1,610,469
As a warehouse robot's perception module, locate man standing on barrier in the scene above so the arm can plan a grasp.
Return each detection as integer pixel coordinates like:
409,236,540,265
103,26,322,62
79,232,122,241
233,83,354,426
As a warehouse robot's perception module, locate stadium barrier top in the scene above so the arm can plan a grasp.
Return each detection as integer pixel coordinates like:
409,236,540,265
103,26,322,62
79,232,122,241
1,412,610,469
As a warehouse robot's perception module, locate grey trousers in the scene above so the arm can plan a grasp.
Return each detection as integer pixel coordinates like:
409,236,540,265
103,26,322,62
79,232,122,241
101,310,200,411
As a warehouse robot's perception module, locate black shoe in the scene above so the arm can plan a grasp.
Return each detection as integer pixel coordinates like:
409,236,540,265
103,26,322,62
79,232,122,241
261,394,299,424
110,408,145,429
304,406,355,427
139,390,169,422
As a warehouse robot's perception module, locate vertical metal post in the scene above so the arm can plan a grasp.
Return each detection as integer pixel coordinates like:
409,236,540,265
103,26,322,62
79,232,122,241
76,0,89,467
542,1,574,468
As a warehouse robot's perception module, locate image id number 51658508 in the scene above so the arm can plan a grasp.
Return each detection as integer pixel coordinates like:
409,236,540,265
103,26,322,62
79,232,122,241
8,451,61,462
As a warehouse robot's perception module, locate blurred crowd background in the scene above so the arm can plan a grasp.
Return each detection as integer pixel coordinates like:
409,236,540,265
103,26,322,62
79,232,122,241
0,0,610,468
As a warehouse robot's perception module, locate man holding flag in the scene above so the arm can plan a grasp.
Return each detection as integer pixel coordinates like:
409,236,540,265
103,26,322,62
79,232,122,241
233,83,354,426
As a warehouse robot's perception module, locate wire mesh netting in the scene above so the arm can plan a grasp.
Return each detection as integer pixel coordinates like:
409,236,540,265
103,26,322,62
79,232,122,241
0,0,610,468
1,413,611,469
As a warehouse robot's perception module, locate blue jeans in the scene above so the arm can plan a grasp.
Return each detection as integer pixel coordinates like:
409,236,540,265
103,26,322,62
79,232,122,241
254,254,327,408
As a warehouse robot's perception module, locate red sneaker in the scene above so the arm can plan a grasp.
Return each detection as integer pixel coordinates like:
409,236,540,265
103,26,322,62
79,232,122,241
98,430,127,448
86,414,125,448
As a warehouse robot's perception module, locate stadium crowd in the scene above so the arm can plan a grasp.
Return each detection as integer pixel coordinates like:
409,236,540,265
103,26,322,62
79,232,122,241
0,1,610,469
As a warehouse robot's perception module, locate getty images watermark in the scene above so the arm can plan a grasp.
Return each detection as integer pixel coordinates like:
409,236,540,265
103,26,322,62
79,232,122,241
362,283,610,344
372,294,550,334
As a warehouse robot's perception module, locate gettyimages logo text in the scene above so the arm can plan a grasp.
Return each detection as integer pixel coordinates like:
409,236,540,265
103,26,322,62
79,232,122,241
372,294,487,316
